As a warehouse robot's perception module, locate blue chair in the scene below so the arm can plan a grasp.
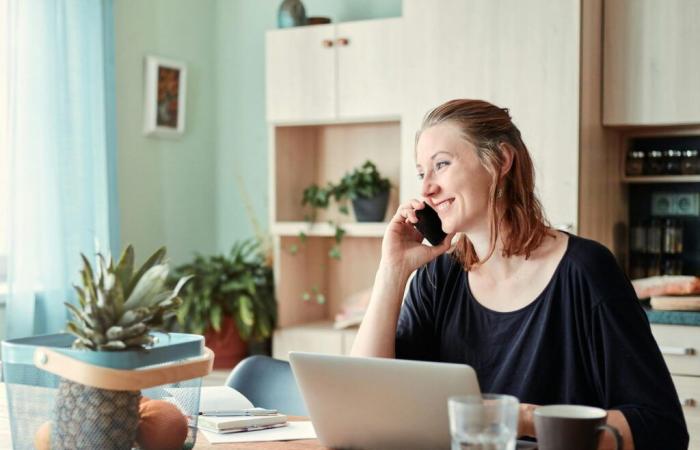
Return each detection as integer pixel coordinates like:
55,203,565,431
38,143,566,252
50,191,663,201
224,355,308,416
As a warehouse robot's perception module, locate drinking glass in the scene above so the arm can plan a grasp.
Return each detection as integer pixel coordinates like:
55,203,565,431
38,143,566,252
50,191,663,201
448,394,519,450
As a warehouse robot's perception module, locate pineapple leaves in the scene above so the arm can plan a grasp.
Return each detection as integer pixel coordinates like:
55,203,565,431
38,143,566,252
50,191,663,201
66,245,186,351
115,245,135,296
124,246,166,300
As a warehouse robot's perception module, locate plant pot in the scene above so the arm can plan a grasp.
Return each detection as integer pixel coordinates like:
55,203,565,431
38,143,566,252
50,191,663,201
204,316,248,369
352,190,390,222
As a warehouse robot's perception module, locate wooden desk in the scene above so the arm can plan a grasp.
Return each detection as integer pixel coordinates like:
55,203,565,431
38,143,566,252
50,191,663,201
0,383,323,450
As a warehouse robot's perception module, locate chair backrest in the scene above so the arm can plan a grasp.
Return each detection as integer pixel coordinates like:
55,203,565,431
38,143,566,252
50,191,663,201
224,355,308,416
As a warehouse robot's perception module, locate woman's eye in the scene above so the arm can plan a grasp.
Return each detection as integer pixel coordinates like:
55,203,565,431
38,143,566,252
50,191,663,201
416,172,424,181
435,160,450,171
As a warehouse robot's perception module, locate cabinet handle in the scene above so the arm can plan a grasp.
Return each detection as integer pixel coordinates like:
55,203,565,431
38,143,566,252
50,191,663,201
336,37,349,46
659,345,696,356
681,398,697,407
322,39,334,48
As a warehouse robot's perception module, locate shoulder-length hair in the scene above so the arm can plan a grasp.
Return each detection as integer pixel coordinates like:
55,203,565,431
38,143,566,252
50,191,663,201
416,99,551,271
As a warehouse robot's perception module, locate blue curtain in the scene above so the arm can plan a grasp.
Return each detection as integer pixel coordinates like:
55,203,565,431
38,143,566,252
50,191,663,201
4,0,120,338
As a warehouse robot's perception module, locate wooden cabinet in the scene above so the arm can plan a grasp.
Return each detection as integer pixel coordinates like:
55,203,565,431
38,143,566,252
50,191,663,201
273,322,358,360
266,0,625,359
268,120,400,352
266,18,401,123
651,324,700,449
603,0,700,126
401,0,581,233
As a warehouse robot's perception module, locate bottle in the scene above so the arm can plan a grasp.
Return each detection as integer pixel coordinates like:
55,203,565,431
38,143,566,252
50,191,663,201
662,218,684,254
646,218,662,254
664,149,682,175
681,149,700,175
646,150,665,175
626,149,645,176
629,221,647,253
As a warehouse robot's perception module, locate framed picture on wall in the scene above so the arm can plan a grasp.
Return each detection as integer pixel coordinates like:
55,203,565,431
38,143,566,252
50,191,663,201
143,55,187,138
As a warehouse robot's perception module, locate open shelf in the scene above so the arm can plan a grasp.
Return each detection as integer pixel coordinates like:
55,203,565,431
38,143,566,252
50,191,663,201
272,121,401,223
272,221,388,237
624,175,700,184
275,235,381,328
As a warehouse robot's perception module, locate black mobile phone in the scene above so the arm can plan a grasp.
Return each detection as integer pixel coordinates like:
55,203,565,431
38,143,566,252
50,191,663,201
413,202,447,246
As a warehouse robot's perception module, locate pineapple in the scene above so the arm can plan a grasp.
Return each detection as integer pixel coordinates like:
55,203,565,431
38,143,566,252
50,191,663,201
51,246,191,450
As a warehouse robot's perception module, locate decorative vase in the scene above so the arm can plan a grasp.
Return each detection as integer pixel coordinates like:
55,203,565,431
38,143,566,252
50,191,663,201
204,316,248,369
278,0,307,28
352,190,390,222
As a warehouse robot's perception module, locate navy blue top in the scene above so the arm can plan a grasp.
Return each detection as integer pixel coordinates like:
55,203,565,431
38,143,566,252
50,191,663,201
396,234,688,450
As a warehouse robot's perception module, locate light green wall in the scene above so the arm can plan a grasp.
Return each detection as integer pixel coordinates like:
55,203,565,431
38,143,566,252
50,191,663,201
214,0,401,252
114,0,401,262
114,0,218,265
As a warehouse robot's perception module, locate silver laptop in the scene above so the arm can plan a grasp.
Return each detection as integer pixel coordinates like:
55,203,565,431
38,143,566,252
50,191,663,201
289,351,480,450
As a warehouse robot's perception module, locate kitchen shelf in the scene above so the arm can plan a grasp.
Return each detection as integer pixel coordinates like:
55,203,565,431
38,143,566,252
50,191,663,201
623,175,700,184
272,221,388,237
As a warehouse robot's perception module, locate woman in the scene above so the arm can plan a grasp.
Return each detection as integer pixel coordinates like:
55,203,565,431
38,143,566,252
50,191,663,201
351,99,688,450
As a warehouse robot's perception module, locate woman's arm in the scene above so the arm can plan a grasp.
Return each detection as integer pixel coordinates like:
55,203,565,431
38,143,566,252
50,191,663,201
351,199,453,358
350,262,410,358
601,411,633,450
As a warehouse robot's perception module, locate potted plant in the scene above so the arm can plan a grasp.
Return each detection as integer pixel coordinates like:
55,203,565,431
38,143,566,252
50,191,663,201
302,160,391,223
51,245,196,449
171,238,276,369
334,160,391,222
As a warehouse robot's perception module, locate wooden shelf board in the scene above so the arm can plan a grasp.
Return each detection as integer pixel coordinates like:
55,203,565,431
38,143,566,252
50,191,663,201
272,221,387,237
623,175,700,184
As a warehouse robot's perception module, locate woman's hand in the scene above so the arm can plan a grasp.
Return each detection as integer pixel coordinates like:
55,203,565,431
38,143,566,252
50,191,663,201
380,199,454,275
518,403,538,438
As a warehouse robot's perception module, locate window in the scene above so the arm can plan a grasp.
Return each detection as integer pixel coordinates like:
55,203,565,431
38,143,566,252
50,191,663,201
0,1,9,285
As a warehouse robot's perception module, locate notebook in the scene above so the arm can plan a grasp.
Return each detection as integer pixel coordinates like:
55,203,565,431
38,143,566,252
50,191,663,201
198,414,288,433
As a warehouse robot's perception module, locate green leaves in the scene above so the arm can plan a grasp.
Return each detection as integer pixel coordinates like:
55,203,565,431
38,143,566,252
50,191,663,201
170,238,277,343
66,246,188,351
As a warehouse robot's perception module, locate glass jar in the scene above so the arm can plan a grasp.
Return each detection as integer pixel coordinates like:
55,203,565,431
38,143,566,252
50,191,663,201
629,222,647,253
662,218,684,254
646,150,665,175
664,149,682,175
626,150,645,176
681,149,700,175
646,219,662,254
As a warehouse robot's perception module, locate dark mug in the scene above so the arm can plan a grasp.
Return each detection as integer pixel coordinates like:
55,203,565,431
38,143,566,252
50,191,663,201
534,405,623,450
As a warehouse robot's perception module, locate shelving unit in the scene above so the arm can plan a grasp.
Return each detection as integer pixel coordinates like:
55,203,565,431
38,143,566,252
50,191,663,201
624,176,700,184
268,119,400,357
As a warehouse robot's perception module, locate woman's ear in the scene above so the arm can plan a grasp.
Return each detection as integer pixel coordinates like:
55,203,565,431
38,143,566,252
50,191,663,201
498,142,515,178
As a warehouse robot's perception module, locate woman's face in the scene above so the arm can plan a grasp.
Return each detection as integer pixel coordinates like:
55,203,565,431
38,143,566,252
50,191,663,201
415,122,493,234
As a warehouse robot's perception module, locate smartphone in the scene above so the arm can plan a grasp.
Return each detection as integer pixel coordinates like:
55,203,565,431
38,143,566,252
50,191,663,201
413,202,447,246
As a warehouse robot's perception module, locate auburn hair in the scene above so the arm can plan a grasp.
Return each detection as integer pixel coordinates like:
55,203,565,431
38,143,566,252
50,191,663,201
416,99,552,271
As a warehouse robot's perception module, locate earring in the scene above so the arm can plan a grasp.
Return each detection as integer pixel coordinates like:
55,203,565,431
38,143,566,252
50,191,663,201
496,188,503,199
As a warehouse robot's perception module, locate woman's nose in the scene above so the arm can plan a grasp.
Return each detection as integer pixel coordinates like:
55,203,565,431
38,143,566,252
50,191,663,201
421,175,438,197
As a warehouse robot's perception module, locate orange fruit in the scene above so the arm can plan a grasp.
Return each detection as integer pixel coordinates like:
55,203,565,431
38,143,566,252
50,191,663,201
33,421,51,450
136,399,188,450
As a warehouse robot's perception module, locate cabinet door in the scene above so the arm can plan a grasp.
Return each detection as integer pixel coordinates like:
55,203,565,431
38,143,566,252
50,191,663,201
336,18,402,120
401,0,580,231
671,375,700,450
266,25,336,123
604,0,700,125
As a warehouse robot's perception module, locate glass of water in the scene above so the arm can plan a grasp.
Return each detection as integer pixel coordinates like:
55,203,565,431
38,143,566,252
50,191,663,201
448,394,519,450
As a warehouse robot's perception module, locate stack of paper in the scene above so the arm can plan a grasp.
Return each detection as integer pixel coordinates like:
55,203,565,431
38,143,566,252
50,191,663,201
199,413,288,433
197,386,288,434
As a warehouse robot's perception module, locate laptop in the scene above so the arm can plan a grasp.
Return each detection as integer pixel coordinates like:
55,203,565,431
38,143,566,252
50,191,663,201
289,351,480,450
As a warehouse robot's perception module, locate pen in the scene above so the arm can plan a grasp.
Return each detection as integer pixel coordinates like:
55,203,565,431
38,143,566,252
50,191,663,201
200,408,278,416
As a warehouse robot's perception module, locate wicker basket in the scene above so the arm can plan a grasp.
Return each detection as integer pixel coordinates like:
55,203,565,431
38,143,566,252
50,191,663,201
2,332,213,450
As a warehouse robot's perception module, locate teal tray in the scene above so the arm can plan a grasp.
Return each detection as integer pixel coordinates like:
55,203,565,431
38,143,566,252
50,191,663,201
1,332,204,370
